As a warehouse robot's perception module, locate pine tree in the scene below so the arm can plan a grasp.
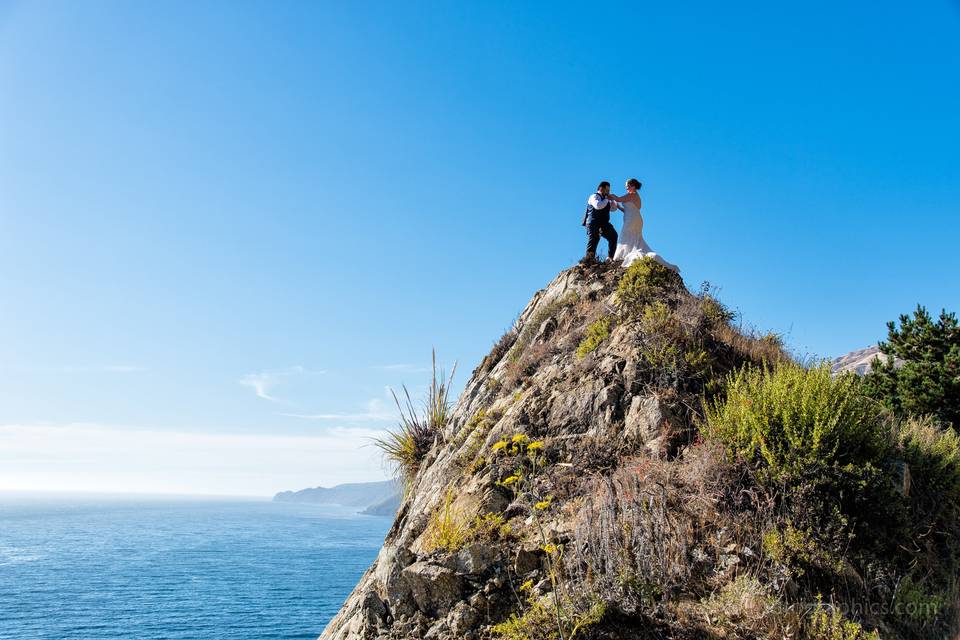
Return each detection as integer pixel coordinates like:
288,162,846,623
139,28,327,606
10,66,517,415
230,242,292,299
863,305,960,428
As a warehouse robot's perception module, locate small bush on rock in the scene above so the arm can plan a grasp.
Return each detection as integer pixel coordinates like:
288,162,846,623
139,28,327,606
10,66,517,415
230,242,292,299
576,316,610,359
616,257,683,311
806,598,879,639
492,596,605,640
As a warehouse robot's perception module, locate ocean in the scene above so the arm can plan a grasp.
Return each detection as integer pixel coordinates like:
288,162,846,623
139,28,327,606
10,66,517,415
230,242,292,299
0,495,390,639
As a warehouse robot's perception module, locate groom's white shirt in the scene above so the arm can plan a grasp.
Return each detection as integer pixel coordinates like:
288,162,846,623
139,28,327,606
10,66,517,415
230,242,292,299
587,192,616,210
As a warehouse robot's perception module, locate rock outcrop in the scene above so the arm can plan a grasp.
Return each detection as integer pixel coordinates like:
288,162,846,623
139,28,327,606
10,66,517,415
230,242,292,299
319,262,771,640
318,261,958,640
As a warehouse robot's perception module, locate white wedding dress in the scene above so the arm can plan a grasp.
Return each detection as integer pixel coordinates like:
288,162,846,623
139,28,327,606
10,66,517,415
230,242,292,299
613,199,679,271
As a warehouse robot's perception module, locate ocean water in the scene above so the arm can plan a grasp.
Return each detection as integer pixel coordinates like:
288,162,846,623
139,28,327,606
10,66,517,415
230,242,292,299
0,495,391,639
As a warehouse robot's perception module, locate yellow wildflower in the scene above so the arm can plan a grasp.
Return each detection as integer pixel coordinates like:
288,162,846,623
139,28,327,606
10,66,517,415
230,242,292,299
527,440,545,451
491,440,508,452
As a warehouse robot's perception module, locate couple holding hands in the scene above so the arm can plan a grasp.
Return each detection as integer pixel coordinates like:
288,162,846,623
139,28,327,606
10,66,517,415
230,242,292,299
581,178,678,271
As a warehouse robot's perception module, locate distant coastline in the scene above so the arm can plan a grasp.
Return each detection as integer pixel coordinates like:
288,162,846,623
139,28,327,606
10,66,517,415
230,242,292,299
273,480,400,516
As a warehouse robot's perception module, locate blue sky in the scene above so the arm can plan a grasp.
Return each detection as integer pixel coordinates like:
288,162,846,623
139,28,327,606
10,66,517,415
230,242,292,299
1,1,958,495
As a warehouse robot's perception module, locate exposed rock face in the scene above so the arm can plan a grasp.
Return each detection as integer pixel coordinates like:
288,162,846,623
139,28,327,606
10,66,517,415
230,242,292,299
831,345,884,376
319,266,594,638
321,261,960,640
319,263,711,640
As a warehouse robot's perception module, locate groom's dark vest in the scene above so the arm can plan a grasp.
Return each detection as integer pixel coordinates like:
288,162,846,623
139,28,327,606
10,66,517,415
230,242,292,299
583,193,611,226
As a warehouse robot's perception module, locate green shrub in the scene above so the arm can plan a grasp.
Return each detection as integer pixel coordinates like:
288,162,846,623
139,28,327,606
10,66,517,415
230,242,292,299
471,512,513,541
576,316,611,359
895,415,960,501
806,599,879,639
615,257,683,310
893,575,947,624
493,599,557,640
700,293,735,325
705,364,890,479
492,597,605,640
762,523,842,576
863,305,960,428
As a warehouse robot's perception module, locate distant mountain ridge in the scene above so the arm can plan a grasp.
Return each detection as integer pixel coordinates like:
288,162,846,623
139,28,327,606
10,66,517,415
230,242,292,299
831,345,882,375
831,345,902,376
273,480,400,514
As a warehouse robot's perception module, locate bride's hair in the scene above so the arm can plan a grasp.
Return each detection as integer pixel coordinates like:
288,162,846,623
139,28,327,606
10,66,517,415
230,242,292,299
627,178,642,190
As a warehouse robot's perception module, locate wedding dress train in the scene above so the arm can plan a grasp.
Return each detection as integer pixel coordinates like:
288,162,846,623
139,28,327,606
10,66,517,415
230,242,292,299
613,199,679,271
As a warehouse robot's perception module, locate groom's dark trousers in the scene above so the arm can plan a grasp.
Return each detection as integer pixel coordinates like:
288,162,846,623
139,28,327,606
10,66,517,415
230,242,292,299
583,196,618,260
585,219,618,260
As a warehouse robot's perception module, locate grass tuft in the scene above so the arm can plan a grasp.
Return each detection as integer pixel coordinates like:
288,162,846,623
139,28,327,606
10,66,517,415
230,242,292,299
373,350,456,488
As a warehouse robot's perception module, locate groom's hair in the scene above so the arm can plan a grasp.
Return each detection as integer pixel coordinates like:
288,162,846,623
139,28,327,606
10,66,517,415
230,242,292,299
597,181,610,191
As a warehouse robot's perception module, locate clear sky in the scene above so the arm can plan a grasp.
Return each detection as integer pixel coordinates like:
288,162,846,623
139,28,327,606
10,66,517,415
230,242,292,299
1,1,957,496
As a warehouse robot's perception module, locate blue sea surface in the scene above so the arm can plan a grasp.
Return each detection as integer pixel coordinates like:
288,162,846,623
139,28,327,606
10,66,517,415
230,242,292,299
0,495,390,639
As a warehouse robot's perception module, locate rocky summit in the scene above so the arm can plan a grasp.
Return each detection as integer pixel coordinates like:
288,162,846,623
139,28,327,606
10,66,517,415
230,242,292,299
319,260,959,640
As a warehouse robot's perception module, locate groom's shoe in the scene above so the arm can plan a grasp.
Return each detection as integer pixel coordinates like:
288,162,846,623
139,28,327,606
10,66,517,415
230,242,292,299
581,251,597,264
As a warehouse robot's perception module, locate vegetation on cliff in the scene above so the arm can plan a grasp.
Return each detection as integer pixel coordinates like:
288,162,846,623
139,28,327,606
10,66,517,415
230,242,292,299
332,260,960,640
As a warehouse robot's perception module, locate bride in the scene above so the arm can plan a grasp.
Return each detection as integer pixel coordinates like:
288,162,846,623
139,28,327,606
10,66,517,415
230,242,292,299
610,178,679,271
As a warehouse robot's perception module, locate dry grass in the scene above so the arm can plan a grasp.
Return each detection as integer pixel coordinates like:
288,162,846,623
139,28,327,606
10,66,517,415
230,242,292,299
696,575,798,639
567,459,699,614
712,323,791,369
503,341,557,389
479,328,518,374
565,444,781,622
422,489,473,552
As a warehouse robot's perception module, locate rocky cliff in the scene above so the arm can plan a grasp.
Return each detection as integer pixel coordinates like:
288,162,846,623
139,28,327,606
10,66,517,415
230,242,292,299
318,261,959,640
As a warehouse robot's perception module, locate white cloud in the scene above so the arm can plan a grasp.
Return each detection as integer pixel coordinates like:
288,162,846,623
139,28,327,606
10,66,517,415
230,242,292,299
28,365,146,374
279,398,396,422
0,422,387,497
238,366,323,402
375,364,432,373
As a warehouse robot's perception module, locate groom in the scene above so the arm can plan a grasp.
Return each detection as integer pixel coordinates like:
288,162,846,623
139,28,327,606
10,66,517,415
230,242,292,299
581,181,618,262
